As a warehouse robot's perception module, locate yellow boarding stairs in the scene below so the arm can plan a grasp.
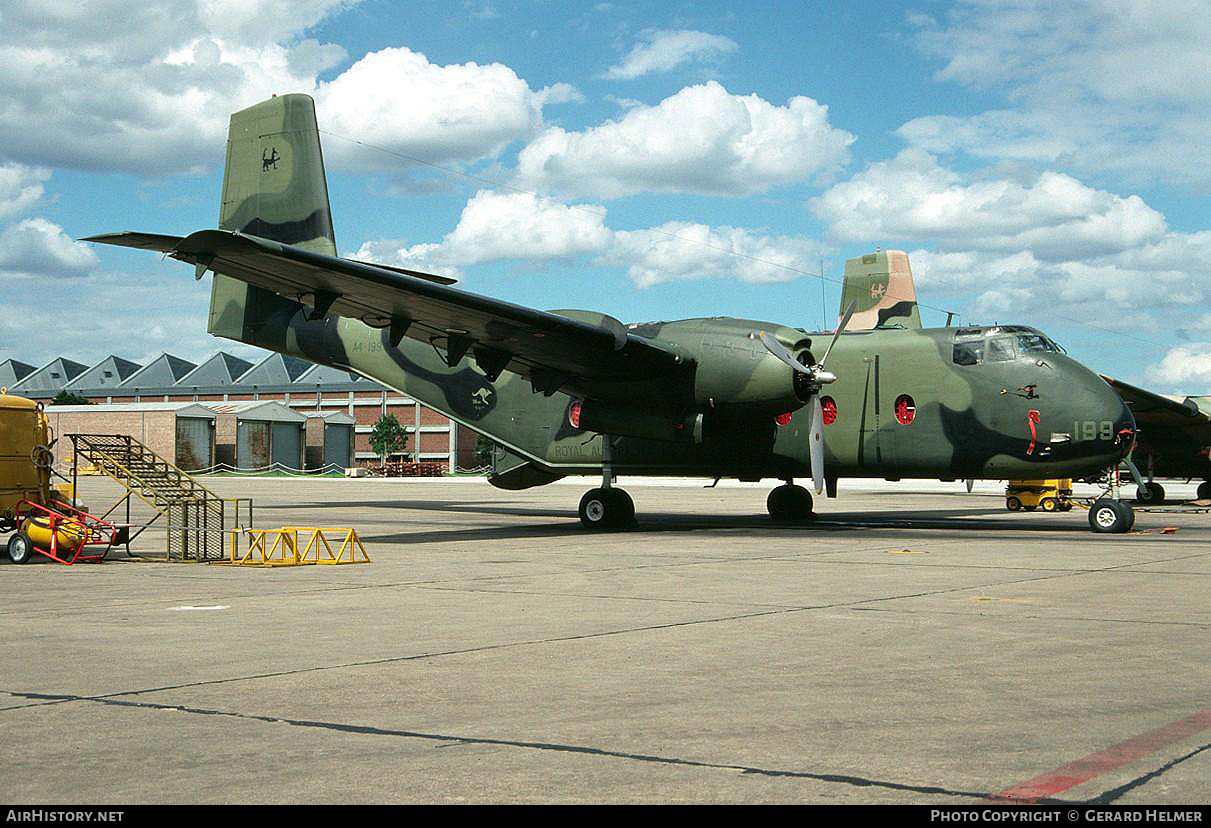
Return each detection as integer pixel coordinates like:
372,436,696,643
68,433,249,561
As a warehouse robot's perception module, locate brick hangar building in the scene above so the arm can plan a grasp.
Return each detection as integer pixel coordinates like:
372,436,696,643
0,351,479,472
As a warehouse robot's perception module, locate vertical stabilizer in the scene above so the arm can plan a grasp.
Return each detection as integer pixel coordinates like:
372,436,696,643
839,250,921,330
220,93,336,256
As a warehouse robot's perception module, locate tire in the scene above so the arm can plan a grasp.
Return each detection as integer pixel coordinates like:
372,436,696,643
578,488,633,530
1040,497,1058,512
613,489,636,527
1135,482,1165,504
767,485,814,521
1089,499,1131,534
1198,481,1211,500
7,531,35,564
1006,497,1022,512
579,488,613,529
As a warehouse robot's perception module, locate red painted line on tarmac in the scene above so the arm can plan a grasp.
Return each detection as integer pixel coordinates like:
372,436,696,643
985,706,1211,804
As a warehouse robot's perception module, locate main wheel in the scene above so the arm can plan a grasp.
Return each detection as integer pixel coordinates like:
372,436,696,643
612,489,635,527
766,485,815,522
1089,499,1132,534
578,488,634,530
7,531,35,564
1135,481,1165,504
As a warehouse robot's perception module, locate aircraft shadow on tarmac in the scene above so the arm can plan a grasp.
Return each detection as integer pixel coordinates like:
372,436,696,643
269,498,1120,546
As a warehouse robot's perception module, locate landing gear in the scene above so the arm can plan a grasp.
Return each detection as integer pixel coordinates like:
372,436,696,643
578,487,635,529
1088,499,1135,534
1134,481,1165,504
578,435,635,530
767,483,815,522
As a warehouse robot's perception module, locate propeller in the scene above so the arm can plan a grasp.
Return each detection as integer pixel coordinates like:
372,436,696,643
758,300,856,494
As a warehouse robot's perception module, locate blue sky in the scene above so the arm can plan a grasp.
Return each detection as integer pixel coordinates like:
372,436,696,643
1,0,1208,393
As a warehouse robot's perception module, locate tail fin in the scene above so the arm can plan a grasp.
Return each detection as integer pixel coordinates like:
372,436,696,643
839,250,921,331
220,93,336,256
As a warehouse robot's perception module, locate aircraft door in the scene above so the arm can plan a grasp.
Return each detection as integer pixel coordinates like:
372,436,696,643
858,352,885,469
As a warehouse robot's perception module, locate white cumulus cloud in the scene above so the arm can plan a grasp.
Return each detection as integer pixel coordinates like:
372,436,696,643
352,190,611,274
1151,345,1211,391
0,163,50,220
0,218,99,279
0,2,568,176
908,0,1211,187
610,222,822,288
353,189,823,289
315,48,564,169
810,150,1166,260
514,81,853,199
602,30,738,80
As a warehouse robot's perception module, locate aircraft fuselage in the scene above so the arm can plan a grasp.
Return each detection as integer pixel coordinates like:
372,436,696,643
213,276,1134,487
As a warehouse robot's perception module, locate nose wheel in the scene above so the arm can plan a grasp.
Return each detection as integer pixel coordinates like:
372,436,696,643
1088,498,1135,533
767,483,816,522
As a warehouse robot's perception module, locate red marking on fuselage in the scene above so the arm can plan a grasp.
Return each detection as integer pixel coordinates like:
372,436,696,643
1026,409,1040,455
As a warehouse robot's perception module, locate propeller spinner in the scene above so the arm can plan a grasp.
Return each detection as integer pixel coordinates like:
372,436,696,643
758,301,855,494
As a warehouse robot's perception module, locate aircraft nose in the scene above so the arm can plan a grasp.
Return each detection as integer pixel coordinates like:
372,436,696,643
1057,363,1135,465
1086,375,1136,461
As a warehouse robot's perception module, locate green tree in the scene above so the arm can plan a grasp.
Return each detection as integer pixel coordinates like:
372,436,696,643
474,434,496,469
369,413,408,464
50,390,92,405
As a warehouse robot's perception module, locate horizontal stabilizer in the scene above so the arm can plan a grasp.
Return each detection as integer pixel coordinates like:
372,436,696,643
82,232,184,253
86,232,456,287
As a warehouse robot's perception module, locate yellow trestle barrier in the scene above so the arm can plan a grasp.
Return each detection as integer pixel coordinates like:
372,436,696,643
220,527,370,566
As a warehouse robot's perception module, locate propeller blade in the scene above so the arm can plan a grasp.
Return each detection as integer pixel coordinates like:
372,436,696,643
966,479,975,493
758,331,811,375
818,299,857,369
809,394,825,494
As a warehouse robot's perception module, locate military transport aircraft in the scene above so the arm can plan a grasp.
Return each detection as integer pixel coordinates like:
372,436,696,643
837,249,1211,507
86,94,1138,532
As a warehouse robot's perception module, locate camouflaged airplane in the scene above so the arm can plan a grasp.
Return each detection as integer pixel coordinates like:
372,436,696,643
841,250,1211,508
87,94,1141,532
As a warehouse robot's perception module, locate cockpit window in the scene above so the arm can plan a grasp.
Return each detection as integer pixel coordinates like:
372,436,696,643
1017,333,1060,353
986,337,1016,362
952,326,1063,365
953,340,983,366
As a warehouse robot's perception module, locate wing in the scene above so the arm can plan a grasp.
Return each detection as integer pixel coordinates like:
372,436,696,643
86,229,690,403
1103,375,1211,472
1103,375,1211,433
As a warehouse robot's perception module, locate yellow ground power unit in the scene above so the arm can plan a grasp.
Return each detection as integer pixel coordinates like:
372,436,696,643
1005,479,1074,512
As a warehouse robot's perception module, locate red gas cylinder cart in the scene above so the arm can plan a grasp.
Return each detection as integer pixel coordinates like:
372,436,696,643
7,498,129,565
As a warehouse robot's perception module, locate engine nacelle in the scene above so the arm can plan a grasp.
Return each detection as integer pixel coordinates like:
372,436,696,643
689,328,813,415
